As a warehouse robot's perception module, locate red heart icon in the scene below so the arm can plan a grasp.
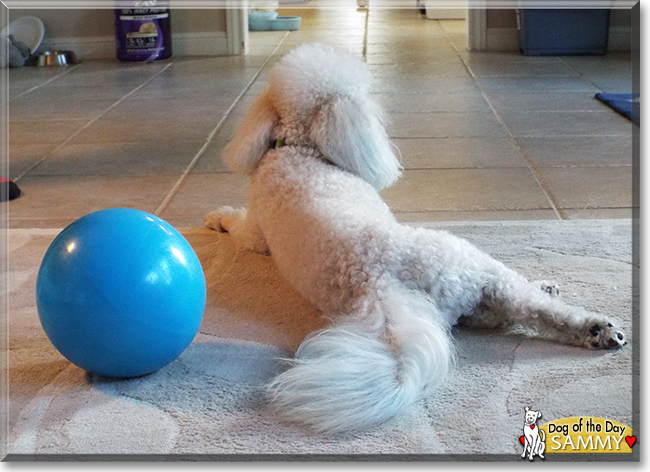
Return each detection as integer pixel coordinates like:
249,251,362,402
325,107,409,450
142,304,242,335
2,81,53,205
625,436,636,448
530,425,535,429
520,436,525,445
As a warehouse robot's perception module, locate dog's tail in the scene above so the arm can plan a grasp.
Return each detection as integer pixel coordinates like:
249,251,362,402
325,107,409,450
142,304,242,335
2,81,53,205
267,286,453,435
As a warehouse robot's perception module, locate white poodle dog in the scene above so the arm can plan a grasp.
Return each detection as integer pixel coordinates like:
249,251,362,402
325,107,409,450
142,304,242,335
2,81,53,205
205,43,626,435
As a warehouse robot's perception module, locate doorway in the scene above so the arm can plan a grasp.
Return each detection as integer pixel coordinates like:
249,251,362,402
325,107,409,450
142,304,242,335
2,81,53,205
230,4,487,55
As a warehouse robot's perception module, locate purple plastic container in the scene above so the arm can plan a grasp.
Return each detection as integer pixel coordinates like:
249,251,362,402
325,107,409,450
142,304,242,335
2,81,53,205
115,7,172,62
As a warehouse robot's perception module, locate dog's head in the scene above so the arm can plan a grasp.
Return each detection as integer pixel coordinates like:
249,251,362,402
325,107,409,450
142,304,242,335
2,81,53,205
223,43,402,190
524,407,542,425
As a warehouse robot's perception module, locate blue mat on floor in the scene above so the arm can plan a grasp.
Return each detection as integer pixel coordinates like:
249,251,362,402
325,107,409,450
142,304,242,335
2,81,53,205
595,93,639,125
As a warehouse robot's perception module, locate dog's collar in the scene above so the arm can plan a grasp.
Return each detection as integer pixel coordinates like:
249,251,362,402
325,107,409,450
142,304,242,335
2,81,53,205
270,138,334,167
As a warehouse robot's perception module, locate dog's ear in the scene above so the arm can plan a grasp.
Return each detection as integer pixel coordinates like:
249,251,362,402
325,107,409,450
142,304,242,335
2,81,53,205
537,411,542,420
310,95,402,190
223,87,278,175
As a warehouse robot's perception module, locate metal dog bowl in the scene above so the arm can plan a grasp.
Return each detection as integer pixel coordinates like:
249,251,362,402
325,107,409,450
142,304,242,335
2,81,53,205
28,50,79,67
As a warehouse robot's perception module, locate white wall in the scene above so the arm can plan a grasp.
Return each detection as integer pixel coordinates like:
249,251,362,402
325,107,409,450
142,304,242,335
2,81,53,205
8,9,230,59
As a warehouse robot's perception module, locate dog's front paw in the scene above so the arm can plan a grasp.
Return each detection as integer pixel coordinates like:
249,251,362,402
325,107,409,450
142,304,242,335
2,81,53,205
204,206,235,232
587,320,626,349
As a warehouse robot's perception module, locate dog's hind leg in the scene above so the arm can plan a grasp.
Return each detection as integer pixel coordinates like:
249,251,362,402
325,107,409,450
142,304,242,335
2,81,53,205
461,280,559,329
394,226,625,350
479,273,626,350
534,280,560,297
205,206,269,254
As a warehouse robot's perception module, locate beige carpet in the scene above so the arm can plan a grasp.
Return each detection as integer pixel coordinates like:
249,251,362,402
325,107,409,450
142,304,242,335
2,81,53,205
6,220,635,458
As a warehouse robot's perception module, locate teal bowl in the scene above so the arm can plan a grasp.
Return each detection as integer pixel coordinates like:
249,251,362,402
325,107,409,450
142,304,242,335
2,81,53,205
272,16,301,31
249,10,279,31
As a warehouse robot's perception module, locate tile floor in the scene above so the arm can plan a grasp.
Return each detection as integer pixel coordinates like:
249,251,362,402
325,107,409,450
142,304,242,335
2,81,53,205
7,6,635,229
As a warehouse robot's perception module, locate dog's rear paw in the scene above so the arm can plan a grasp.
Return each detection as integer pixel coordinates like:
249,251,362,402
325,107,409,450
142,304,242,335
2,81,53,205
205,206,235,232
587,321,627,349
535,280,560,297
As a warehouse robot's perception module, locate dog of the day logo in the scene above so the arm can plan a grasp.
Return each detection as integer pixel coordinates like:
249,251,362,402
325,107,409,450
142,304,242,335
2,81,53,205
519,410,635,457
520,407,546,460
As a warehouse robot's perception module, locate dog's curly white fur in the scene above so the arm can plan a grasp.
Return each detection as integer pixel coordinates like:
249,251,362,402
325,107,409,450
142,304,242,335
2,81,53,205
205,43,626,435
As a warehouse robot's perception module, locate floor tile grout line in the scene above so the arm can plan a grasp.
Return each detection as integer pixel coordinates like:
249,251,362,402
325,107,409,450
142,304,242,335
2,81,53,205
446,33,565,221
12,62,174,183
557,57,607,94
153,33,291,218
9,65,80,102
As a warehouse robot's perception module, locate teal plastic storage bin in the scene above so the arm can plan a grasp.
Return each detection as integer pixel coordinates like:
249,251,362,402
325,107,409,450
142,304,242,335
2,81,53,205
517,9,610,56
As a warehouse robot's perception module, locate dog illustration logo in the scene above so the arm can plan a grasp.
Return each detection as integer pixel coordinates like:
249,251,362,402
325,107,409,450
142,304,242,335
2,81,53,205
521,407,546,460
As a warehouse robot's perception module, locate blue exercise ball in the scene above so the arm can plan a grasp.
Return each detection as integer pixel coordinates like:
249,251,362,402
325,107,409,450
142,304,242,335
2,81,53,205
36,208,206,378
